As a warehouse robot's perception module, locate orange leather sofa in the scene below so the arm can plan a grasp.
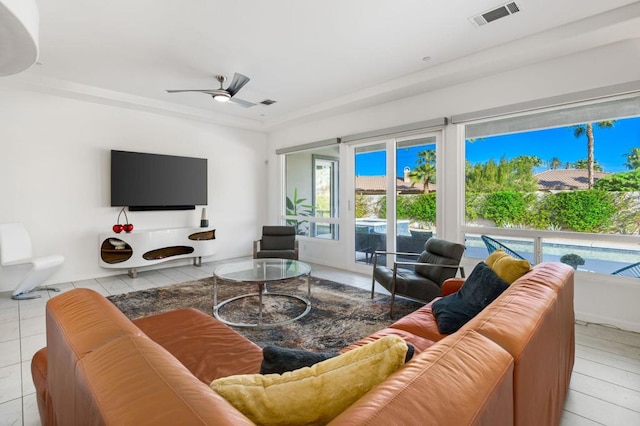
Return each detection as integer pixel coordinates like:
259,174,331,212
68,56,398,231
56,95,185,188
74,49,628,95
31,262,573,425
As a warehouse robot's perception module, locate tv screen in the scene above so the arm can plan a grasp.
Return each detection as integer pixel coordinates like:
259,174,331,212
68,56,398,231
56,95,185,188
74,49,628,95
111,150,207,210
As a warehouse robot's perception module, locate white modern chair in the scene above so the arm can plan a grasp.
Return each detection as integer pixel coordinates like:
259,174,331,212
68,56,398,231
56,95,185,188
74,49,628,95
0,223,64,300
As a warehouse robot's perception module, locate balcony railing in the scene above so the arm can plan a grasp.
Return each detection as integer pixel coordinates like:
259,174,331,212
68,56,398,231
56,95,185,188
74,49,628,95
463,226,640,276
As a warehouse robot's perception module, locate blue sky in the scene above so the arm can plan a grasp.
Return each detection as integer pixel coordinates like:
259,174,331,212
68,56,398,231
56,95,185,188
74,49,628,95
356,116,640,176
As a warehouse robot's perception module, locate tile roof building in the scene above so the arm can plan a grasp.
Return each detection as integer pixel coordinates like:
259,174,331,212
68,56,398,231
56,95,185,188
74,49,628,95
356,169,610,194
355,176,435,194
534,169,609,191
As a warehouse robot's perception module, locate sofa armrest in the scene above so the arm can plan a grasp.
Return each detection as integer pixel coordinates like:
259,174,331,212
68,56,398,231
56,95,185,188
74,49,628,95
76,334,254,425
441,278,466,296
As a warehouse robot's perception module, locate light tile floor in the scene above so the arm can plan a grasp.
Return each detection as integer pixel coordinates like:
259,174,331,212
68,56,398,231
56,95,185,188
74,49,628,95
0,258,638,425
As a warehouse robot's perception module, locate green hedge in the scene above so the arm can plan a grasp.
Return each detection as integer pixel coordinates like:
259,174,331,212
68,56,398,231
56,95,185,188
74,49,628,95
398,193,436,223
482,192,531,227
465,190,618,233
376,194,436,223
543,190,616,232
593,168,640,191
370,189,624,234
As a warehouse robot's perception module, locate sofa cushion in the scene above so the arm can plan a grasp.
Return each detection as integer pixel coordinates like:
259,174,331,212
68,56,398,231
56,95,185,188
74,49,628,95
210,335,409,425
485,249,531,284
432,262,509,334
260,346,337,374
133,308,263,382
389,302,449,343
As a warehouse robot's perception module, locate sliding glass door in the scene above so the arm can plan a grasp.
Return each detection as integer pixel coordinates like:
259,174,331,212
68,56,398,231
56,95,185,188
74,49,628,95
350,133,439,269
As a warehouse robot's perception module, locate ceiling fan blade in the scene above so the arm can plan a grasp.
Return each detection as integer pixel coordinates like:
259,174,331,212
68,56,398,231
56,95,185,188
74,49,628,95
226,73,250,97
229,97,256,108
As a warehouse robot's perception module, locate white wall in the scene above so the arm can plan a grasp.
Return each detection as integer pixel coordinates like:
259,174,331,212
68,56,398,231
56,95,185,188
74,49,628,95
267,39,640,332
0,88,268,289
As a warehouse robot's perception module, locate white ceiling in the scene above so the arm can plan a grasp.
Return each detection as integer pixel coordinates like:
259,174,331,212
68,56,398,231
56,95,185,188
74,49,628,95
6,0,640,130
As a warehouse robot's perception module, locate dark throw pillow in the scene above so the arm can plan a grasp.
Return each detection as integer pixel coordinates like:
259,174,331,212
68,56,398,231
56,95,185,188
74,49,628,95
260,343,415,374
404,343,415,363
260,346,338,374
432,261,509,334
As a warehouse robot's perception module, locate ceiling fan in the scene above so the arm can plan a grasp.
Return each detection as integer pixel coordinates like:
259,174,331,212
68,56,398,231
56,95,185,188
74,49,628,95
166,73,256,108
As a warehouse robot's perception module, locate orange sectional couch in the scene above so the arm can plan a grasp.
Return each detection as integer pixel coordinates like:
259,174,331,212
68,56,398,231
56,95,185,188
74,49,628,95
31,262,574,425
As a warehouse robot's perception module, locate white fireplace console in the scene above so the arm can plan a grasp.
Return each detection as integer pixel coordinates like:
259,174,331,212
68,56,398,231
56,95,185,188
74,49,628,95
99,227,215,277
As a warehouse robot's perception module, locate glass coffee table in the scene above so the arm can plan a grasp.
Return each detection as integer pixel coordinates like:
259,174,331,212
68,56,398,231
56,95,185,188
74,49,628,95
212,259,312,327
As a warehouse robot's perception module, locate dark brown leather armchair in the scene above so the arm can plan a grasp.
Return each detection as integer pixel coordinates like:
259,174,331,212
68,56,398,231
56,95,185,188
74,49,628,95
371,237,465,317
253,226,299,260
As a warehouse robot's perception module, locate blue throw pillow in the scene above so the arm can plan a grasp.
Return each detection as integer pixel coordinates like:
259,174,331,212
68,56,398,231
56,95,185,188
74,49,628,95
432,261,509,334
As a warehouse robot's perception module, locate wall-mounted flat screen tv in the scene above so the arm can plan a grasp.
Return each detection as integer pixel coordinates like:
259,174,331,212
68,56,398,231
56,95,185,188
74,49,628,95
111,150,207,211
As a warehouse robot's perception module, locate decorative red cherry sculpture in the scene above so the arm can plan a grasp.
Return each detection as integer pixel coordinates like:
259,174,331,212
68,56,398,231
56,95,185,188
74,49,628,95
113,208,133,233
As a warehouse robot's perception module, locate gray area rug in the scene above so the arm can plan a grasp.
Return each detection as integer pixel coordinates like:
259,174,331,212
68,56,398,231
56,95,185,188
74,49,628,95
108,276,423,352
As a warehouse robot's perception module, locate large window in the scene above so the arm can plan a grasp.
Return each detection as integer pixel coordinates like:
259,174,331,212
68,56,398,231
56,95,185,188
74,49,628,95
284,146,339,239
463,95,640,276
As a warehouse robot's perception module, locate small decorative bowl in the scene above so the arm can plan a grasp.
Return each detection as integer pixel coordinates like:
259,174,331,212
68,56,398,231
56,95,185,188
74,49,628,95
109,239,127,250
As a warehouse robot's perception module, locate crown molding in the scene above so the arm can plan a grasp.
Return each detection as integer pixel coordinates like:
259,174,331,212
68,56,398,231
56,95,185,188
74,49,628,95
0,74,267,132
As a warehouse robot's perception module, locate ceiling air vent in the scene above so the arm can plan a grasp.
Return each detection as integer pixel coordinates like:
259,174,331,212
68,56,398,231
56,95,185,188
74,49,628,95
470,2,520,27
259,99,277,106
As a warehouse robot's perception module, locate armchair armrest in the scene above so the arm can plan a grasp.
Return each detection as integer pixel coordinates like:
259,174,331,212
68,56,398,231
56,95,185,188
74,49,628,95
374,250,421,257
441,278,466,296
372,250,421,268
294,239,299,260
253,240,260,259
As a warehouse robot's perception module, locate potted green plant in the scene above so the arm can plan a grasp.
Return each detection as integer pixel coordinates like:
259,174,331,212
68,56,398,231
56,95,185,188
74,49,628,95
286,188,314,235
560,253,585,270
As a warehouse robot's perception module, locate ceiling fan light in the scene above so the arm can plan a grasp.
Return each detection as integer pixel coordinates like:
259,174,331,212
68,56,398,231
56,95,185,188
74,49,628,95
0,0,40,76
213,93,230,102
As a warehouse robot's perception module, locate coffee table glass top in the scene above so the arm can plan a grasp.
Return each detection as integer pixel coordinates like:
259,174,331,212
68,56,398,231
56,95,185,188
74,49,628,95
213,259,311,283
213,259,312,327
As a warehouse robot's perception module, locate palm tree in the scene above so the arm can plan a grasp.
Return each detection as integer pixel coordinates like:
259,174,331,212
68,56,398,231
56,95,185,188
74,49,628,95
572,121,615,188
573,158,603,172
624,147,640,170
409,149,436,193
548,157,562,170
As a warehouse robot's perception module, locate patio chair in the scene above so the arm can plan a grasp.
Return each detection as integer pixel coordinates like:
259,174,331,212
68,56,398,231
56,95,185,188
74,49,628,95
355,231,376,264
481,235,526,260
611,261,640,278
371,237,466,317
